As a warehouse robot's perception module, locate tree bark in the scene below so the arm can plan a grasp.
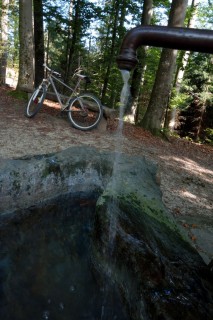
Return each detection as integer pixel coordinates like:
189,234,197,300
141,0,188,135
17,0,34,91
0,0,9,85
33,0,44,87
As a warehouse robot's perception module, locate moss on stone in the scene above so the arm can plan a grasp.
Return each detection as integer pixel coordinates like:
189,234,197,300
10,170,21,193
42,159,63,179
96,187,187,242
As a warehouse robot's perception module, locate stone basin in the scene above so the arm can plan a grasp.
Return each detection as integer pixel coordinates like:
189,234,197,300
0,147,212,319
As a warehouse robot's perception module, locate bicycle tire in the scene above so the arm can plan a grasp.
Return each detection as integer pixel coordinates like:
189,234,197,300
67,93,103,131
25,85,47,118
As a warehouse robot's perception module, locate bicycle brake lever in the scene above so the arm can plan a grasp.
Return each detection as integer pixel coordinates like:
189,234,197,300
51,70,62,78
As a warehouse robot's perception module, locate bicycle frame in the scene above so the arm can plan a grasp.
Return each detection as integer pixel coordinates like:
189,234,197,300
43,70,83,111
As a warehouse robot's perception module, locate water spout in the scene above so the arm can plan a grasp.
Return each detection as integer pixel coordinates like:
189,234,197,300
117,25,213,71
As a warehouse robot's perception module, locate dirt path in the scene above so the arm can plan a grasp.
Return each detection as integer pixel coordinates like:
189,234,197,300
0,86,213,264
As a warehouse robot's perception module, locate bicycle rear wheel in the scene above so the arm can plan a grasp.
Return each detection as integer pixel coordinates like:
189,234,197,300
25,85,46,118
67,93,103,130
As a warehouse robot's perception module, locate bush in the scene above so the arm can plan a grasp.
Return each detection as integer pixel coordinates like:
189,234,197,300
204,128,213,145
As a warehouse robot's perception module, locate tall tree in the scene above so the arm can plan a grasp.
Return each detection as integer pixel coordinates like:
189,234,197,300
64,0,81,82
17,0,34,91
167,0,199,131
63,0,95,82
0,0,10,85
33,0,44,87
127,0,153,123
141,0,188,134
100,0,120,102
64,0,74,80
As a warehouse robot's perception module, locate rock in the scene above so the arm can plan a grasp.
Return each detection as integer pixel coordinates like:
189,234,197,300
0,147,111,216
91,153,213,320
0,147,212,319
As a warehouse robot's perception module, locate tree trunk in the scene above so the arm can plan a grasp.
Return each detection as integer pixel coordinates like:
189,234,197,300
141,0,188,135
101,0,120,103
64,0,80,83
126,0,153,123
17,0,34,92
64,0,74,82
33,0,44,87
167,0,199,131
0,0,9,85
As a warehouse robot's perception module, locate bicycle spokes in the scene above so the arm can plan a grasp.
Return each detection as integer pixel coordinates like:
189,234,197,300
25,86,46,118
68,94,102,130
34,97,39,104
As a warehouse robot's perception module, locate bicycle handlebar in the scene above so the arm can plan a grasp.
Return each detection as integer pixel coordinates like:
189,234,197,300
43,63,61,77
43,63,89,82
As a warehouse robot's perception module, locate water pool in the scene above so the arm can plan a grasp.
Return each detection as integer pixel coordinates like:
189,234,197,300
0,193,129,320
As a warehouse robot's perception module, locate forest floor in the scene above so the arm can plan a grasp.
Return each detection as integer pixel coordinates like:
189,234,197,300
0,85,213,264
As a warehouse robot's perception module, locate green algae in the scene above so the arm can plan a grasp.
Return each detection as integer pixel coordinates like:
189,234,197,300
96,187,188,243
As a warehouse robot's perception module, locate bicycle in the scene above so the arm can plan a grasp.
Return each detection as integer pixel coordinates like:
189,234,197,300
25,64,103,131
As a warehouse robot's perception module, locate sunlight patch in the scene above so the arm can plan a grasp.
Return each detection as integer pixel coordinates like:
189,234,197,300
181,190,197,200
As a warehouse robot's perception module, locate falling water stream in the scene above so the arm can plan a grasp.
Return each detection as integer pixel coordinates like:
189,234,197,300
108,69,131,245
101,70,131,320
108,69,131,246
118,70,131,131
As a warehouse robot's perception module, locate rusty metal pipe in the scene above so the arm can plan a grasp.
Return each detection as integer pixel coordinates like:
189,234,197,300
117,25,213,71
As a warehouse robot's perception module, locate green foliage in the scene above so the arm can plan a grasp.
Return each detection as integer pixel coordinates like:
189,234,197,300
174,53,213,143
204,128,213,145
152,0,170,24
196,3,213,27
173,53,213,112
170,91,192,110
8,89,28,100
137,47,161,121
43,0,99,81
0,0,19,68
184,53,213,92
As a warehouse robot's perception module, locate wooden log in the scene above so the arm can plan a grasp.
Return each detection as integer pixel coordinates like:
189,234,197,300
102,105,118,119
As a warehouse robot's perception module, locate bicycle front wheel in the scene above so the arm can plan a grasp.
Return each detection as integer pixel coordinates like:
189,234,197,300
67,93,103,131
25,85,46,118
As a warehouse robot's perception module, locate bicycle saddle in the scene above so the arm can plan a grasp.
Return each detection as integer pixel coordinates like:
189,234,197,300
76,74,91,84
